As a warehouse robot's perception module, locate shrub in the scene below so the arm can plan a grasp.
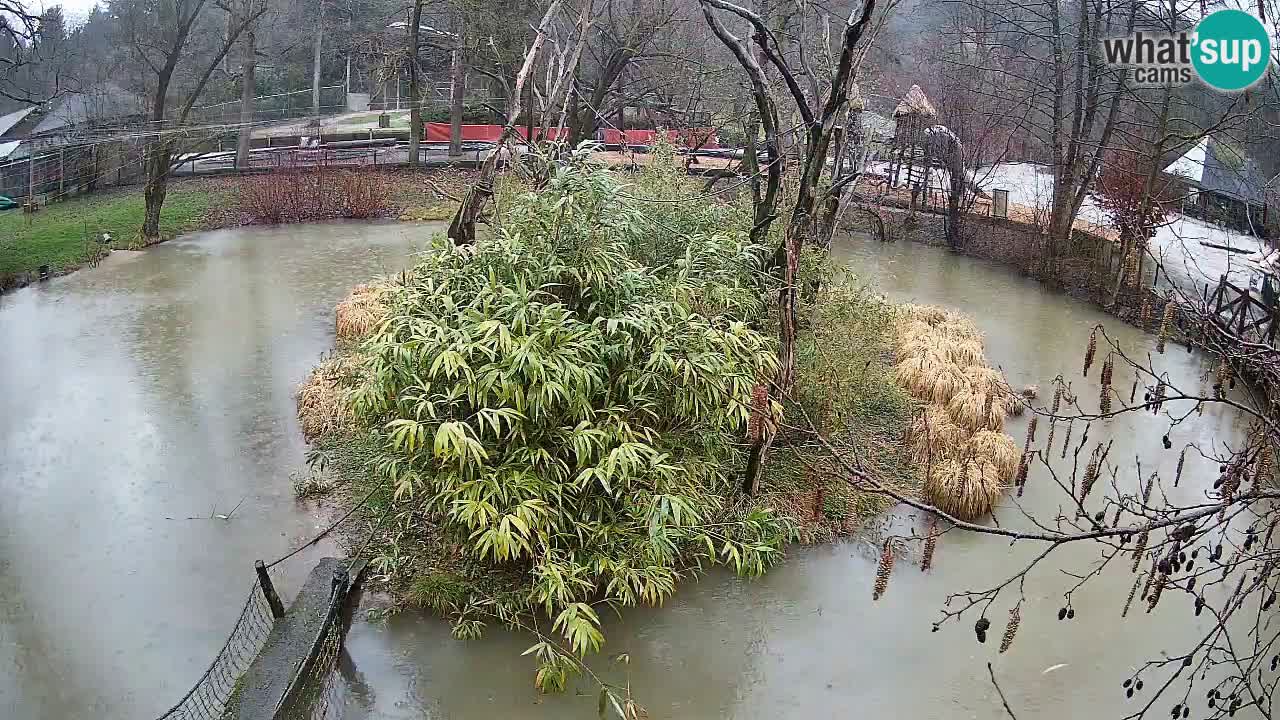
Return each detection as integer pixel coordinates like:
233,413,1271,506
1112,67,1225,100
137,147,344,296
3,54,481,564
238,169,390,224
346,157,790,688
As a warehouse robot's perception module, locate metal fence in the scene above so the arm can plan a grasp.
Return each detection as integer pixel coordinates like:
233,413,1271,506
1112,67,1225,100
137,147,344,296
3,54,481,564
191,87,348,126
0,138,147,203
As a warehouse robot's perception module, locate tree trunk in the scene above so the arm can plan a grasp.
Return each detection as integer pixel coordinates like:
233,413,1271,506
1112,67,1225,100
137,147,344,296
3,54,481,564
407,0,423,168
448,27,465,158
311,10,323,118
142,140,171,241
447,0,562,244
236,27,256,170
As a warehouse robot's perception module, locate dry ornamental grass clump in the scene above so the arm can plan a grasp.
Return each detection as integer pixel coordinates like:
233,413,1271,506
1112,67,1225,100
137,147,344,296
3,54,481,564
296,355,363,440
335,283,391,341
924,457,1005,521
964,431,1020,479
892,304,1019,520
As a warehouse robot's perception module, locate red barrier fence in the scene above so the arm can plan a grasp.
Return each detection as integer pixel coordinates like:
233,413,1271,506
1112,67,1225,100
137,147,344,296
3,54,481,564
424,123,719,149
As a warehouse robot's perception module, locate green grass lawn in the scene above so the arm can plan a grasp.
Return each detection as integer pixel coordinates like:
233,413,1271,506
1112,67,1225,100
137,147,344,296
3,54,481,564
0,184,226,279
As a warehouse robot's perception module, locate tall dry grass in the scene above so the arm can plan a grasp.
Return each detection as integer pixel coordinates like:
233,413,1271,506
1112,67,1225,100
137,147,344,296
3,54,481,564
297,355,364,440
892,303,1021,521
335,282,391,342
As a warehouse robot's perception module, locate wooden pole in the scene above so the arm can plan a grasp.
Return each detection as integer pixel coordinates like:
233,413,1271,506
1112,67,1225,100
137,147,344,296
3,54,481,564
255,560,286,619
58,148,65,199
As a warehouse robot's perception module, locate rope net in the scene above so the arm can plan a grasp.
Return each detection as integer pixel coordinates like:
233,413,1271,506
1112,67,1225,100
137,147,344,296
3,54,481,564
154,580,277,720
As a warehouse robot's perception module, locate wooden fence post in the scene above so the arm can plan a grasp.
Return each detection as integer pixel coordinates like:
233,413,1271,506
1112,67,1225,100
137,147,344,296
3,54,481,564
255,560,286,619
58,148,65,199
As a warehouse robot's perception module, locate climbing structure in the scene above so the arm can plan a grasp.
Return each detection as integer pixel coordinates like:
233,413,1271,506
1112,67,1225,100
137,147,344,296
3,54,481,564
888,85,938,189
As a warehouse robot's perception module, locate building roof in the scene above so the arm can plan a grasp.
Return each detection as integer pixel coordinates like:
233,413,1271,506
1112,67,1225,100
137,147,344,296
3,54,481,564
1163,136,1265,205
0,106,35,139
894,85,937,119
0,141,21,159
30,83,144,135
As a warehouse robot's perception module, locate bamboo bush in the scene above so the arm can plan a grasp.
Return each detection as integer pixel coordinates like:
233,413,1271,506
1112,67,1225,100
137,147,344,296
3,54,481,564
341,158,793,690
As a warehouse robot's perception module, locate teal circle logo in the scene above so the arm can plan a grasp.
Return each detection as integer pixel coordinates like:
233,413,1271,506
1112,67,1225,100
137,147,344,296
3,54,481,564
1192,9,1271,91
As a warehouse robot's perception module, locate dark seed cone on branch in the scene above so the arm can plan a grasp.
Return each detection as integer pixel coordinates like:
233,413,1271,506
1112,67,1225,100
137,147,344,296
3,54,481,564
999,606,1021,654
1157,302,1175,354
873,540,894,600
1084,329,1098,377
921,520,938,572
1132,531,1149,573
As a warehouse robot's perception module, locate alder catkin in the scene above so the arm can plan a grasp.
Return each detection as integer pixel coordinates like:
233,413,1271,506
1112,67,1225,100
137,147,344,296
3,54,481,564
1084,329,1098,377
1141,472,1156,507
1146,573,1166,613
1099,355,1114,415
921,519,937,572
1026,416,1039,446
1175,448,1186,487
1080,454,1101,502
1122,572,1143,617
1140,297,1153,329
1157,302,1175,354
999,605,1021,653
1132,531,1149,573
873,540,894,600
1061,421,1074,460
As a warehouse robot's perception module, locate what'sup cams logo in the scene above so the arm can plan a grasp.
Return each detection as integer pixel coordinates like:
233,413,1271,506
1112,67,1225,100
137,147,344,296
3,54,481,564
1102,9,1273,91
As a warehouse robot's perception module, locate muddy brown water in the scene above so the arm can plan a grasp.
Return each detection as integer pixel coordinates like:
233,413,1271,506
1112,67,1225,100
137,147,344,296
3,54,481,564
0,225,1259,719
0,221,438,719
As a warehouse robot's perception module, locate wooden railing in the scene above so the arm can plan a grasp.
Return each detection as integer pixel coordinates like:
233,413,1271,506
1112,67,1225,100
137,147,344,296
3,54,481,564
1207,274,1280,346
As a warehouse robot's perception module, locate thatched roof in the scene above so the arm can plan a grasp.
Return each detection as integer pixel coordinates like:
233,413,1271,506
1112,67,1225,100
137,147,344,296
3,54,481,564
894,85,937,119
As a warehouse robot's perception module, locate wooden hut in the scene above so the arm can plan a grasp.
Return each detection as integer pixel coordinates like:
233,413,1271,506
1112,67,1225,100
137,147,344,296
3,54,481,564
889,85,937,189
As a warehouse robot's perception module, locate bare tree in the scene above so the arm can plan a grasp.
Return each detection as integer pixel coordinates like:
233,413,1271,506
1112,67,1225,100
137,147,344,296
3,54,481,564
447,0,563,244
0,0,45,103
407,0,423,166
116,0,267,240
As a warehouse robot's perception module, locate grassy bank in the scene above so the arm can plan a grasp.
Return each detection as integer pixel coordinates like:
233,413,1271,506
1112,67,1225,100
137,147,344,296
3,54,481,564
0,168,472,291
0,181,230,281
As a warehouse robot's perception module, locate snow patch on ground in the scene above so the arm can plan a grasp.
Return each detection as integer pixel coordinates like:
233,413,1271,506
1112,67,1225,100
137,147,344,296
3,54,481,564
965,162,1258,296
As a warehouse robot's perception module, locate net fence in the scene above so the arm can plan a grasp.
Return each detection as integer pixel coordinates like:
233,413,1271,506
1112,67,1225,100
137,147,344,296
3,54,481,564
154,580,278,720
274,619,348,720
